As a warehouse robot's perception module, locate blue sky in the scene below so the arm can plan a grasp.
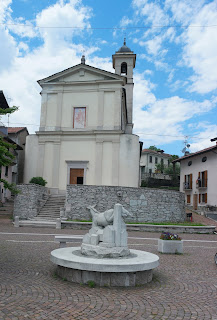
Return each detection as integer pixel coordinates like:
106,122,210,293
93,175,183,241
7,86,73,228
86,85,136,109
0,0,217,156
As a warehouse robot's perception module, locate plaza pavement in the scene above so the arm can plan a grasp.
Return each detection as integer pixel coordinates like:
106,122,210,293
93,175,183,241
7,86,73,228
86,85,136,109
0,217,217,320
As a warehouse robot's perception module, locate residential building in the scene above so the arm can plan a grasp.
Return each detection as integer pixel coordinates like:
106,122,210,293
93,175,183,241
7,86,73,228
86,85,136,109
24,40,140,193
140,149,172,180
8,127,29,184
173,143,217,209
0,130,22,202
0,91,24,201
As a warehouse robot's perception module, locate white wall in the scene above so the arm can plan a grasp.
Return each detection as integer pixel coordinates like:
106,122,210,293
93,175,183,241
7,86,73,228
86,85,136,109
119,134,140,187
180,150,217,207
24,135,39,183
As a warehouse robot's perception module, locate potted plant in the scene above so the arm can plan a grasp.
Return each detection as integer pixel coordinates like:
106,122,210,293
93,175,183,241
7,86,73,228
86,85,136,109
158,232,183,254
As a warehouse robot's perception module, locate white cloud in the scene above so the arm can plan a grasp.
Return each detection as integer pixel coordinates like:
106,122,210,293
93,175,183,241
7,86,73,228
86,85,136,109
36,0,92,48
120,16,133,27
133,72,216,145
189,122,217,152
0,0,95,133
182,1,217,93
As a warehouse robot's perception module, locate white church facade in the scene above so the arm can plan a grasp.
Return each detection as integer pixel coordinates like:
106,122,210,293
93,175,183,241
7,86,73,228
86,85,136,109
24,41,141,193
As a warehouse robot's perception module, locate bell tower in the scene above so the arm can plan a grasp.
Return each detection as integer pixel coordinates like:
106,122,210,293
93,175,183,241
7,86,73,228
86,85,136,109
112,39,136,134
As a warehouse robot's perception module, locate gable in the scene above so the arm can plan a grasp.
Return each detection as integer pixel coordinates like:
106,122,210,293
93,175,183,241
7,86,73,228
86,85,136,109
38,64,126,86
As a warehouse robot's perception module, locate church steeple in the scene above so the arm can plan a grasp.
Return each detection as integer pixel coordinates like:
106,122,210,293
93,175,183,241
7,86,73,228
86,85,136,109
112,40,136,134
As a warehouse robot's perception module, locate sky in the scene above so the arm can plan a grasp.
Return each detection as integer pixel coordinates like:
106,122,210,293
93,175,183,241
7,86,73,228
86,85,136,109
0,0,217,156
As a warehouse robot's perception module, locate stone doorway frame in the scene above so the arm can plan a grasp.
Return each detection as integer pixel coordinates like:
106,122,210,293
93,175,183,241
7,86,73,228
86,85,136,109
66,161,89,185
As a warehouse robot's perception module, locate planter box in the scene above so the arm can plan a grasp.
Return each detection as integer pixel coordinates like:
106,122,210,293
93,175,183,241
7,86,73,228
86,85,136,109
158,239,183,254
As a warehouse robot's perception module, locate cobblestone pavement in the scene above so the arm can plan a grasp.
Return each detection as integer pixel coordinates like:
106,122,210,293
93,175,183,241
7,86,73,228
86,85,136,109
0,219,217,320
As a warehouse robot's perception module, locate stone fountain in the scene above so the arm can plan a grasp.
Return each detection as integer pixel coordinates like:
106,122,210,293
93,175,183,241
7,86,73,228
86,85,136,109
50,204,159,287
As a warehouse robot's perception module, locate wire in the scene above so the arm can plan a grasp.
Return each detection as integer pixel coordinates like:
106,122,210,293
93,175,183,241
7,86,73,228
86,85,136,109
134,133,214,140
1,23,217,30
2,122,214,140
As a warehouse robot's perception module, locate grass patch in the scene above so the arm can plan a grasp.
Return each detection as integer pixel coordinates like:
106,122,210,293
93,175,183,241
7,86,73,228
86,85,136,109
127,221,205,226
66,219,204,226
87,280,96,288
66,219,92,222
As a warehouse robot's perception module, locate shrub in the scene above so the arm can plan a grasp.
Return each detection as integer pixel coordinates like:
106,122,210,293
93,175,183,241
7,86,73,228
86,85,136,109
29,177,47,186
160,232,182,241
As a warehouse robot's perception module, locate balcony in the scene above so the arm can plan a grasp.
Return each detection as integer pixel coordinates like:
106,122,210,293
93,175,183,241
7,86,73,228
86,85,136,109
183,182,192,190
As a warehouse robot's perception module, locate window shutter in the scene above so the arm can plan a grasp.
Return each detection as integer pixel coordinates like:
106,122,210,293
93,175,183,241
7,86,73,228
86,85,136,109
187,194,191,204
190,174,193,189
205,193,207,203
204,170,208,187
198,172,200,178
199,194,201,203
185,175,186,183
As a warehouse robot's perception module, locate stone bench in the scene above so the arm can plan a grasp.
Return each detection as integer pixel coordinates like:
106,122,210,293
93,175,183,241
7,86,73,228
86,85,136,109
55,235,83,248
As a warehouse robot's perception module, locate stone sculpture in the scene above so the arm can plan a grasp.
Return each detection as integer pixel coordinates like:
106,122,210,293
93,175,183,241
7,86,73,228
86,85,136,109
81,203,132,258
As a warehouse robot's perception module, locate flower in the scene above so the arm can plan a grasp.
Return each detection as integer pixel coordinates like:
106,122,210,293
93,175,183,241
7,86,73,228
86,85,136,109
160,232,182,241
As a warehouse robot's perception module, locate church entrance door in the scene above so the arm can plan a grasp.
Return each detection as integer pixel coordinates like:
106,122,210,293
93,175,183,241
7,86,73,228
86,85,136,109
70,168,84,185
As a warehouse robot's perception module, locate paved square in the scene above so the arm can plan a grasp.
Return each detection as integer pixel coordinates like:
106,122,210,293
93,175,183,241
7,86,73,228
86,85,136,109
0,219,217,319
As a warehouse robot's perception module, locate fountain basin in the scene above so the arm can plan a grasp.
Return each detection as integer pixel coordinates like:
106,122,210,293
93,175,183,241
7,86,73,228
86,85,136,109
51,247,159,287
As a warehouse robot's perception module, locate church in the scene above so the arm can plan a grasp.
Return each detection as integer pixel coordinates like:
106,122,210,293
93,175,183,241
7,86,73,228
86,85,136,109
24,40,141,194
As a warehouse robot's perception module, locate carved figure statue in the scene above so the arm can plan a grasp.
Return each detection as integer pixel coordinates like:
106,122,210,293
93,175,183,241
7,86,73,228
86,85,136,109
87,205,130,228
81,204,131,258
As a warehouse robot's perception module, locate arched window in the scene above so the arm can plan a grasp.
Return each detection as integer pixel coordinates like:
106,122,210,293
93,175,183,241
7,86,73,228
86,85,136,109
121,62,127,75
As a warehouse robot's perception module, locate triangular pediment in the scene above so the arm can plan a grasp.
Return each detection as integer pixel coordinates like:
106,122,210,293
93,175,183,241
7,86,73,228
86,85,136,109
38,64,126,86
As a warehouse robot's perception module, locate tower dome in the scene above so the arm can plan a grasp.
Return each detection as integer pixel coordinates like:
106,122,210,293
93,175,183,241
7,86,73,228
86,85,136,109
117,38,133,53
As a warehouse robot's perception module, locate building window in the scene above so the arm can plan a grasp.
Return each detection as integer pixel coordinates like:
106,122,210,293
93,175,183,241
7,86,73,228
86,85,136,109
202,156,207,162
161,159,164,165
149,169,152,174
168,160,170,166
199,193,207,203
186,194,191,204
121,62,127,75
149,156,152,163
141,166,145,174
5,166,8,177
155,157,158,164
73,107,86,129
197,170,207,188
188,161,192,166
184,174,192,189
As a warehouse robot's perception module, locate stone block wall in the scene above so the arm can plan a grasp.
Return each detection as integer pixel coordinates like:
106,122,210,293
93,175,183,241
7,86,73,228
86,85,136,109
65,185,185,223
13,184,49,219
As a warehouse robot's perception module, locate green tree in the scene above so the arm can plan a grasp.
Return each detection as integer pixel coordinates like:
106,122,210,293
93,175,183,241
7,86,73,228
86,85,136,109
0,105,19,194
148,145,161,152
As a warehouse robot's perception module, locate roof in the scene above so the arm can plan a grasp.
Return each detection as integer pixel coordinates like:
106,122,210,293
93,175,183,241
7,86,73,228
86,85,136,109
117,39,133,53
0,91,10,109
8,127,29,134
0,131,23,150
173,144,217,163
142,149,171,157
37,63,126,85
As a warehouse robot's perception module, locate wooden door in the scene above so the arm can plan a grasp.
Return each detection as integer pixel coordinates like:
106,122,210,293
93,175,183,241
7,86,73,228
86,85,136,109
193,194,198,210
70,169,84,185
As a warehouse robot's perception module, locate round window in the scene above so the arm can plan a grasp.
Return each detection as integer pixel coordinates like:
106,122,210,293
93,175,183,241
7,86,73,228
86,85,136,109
188,161,192,166
202,156,207,162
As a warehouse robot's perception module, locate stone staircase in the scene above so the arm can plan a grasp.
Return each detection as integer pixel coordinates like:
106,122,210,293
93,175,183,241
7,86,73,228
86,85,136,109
32,194,65,221
0,198,14,216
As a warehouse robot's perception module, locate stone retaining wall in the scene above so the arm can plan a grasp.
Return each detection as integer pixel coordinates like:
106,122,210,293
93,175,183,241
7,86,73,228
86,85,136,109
64,185,185,223
13,184,49,219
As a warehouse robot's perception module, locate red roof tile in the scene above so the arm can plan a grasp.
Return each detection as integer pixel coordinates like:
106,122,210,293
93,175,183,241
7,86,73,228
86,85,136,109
142,149,171,157
8,127,26,133
173,144,217,162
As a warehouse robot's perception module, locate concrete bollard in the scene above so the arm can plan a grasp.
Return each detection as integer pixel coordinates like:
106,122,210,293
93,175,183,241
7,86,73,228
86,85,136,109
14,216,19,227
56,218,61,229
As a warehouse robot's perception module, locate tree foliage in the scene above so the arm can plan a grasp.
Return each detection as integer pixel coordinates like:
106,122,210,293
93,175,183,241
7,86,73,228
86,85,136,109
148,145,162,151
0,106,19,194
